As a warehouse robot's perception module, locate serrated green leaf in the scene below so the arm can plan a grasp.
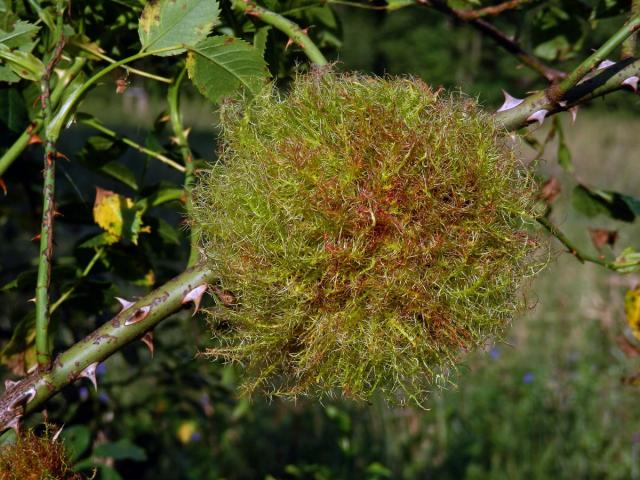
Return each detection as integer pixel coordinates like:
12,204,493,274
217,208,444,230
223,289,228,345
101,161,139,191
93,439,147,461
138,0,220,56
572,184,639,222
253,26,271,56
616,247,640,273
137,184,184,210
0,86,27,132
0,46,44,81
0,19,39,50
187,35,269,104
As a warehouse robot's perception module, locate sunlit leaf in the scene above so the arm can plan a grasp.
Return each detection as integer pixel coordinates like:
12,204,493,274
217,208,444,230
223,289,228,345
187,35,269,104
138,0,220,56
0,46,44,81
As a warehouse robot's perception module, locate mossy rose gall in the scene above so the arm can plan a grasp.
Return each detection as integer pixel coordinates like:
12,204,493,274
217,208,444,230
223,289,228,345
192,71,542,403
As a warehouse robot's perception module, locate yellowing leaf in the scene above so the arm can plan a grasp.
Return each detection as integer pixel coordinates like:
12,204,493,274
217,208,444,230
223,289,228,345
625,287,640,340
176,420,199,444
138,0,220,57
93,188,148,245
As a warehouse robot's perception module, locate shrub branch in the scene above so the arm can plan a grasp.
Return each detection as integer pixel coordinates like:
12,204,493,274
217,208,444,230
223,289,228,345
0,263,216,433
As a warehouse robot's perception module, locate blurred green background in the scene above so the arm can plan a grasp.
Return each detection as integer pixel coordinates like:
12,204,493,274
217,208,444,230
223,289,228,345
3,5,640,479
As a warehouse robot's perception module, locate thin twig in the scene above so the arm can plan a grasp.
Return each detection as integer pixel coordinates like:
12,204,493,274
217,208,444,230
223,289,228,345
455,0,536,21
78,116,186,172
0,57,86,179
556,15,640,95
35,22,67,370
50,248,103,314
0,264,216,432
496,16,640,130
536,217,618,270
622,0,640,58
234,0,328,65
168,66,199,266
419,0,564,82
72,40,173,84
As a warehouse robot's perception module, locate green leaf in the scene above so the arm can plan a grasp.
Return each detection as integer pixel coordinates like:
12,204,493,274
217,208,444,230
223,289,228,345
100,161,139,191
77,134,138,190
0,86,27,132
0,46,44,81
156,217,181,245
386,0,414,11
0,20,39,50
558,143,572,171
187,35,269,104
93,439,147,461
137,184,184,210
138,0,220,56
615,247,640,273
253,26,271,56
572,184,640,222
61,425,91,462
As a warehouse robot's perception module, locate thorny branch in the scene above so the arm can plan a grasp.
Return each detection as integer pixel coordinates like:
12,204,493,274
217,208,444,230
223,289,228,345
35,33,67,370
235,0,328,65
419,0,564,82
454,0,536,21
0,264,216,433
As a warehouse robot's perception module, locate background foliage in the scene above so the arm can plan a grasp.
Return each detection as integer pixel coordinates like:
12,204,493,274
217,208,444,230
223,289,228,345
2,0,640,478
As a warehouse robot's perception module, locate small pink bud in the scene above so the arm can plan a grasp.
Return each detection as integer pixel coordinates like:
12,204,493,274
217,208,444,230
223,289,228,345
497,90,524,113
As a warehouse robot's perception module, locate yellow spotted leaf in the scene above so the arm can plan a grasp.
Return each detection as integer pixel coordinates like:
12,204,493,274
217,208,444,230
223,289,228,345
625,287,640,339
93,188,148,245
176,420,199,444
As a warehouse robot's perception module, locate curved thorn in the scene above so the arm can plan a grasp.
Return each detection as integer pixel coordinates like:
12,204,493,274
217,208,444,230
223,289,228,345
6,415,22,433
4,379,18,392
496,90,524,112
23,386,36,405
51,424,64,443
124,305,151,326
115,297,135,311
622,76,639,92
526,109,548,126
182,284,208,316
597,59,616,70
79,362,98,391
569,106,578,123
141,331,154,357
